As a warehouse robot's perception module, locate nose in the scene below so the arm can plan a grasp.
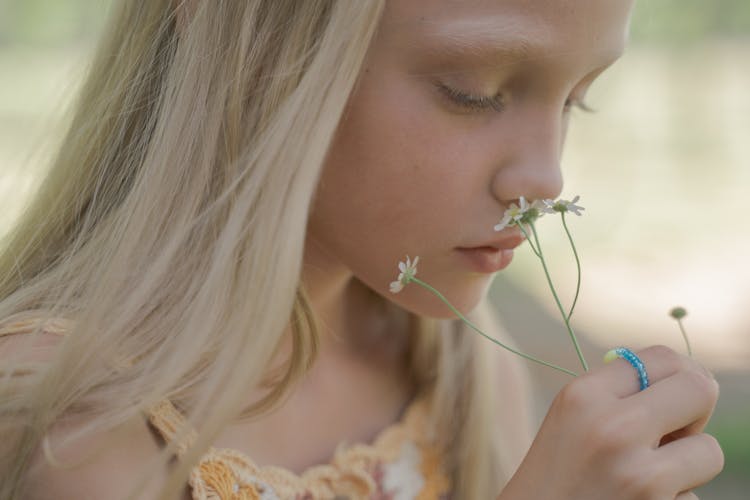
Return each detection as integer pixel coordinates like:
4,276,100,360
490,107,565,204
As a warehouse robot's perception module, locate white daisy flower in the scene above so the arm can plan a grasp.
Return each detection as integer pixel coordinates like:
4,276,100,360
525,199,549,222
530,199,548,213
538,198,557,214
494,196,530,231
543,195,585,216
389,255,419,294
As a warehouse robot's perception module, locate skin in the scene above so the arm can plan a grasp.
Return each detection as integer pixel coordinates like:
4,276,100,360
304,0,633,343
501,345,723,500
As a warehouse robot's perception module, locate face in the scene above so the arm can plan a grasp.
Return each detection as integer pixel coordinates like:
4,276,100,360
306,0,634,318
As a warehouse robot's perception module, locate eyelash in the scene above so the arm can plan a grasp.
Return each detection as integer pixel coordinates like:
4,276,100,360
436,81,505,112
435,81,595,114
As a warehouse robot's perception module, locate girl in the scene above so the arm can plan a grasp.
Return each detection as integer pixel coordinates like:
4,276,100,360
0,0,723,498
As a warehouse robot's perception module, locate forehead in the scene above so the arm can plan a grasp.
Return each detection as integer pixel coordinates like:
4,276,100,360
379,0,634,65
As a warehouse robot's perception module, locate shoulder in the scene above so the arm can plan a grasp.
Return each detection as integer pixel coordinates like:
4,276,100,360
0,319,188,500
0,318,66,364
25,414,185,500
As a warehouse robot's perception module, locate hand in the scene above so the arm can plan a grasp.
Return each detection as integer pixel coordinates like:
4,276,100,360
498,345,724,500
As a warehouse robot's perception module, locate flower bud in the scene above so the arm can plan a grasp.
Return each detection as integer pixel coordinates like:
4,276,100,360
670,306,687,319
519,208,540,224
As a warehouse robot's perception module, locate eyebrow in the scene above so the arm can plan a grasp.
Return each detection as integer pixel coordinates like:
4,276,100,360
419,18,546,60
413,17,625,67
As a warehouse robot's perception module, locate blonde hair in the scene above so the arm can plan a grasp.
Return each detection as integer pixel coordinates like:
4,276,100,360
0,1,518,498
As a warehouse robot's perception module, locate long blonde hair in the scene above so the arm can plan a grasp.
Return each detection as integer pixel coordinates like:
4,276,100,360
0,1,518,498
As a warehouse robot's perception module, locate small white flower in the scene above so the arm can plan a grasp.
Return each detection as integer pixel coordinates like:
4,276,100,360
494,196,530,231
538,198,557,214
389,255,420,294
530,199,549,217
493,215,513,232
544,195,585,216
531,199,547,209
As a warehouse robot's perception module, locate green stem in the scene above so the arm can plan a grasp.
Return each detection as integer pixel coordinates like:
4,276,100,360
410,276,578,377
528,223,589,372
560,212,582,322
676,318,693,357
517,223,540,257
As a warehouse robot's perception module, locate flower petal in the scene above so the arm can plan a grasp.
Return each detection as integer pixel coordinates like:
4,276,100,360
530,199,547,216
494,214,512,231
390,280,404,293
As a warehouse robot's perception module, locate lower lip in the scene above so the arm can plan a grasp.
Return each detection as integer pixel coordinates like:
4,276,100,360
455,247,514,273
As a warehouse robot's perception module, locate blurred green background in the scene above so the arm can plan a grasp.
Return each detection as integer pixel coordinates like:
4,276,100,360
0,1,748,498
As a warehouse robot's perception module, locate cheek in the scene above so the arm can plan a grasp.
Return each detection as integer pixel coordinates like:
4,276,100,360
323,67,480,226
314,74,470,248
306,66,495,316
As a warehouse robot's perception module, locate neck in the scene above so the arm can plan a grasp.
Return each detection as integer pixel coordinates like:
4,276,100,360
297,236,411,366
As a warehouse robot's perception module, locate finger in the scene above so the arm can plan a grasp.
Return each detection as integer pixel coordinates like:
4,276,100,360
628,369,719,444
655,433,724,494
586,345,713,398
659,375,720,446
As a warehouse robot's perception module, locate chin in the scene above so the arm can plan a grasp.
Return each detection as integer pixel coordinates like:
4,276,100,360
393,279,490,320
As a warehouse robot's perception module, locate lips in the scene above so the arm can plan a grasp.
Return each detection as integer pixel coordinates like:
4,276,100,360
454,233,526,273
456,232,526,252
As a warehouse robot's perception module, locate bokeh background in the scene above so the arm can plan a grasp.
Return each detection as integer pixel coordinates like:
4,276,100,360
0,1,748,498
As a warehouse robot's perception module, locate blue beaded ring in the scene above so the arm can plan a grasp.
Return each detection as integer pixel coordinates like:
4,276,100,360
603,347,650,391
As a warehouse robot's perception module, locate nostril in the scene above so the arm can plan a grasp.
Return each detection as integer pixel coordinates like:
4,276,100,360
490,163,563,206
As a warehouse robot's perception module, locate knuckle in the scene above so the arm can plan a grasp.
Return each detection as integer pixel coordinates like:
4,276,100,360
555,378,595,412
684,369,719,406
644,344,686,373
687,358,718,384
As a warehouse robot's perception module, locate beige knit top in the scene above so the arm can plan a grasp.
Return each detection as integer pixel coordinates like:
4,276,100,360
1,318,452,499
148,397,451,499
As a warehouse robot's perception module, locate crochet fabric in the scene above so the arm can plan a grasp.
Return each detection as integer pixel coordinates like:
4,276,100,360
0,317,451,499
147,398,452,500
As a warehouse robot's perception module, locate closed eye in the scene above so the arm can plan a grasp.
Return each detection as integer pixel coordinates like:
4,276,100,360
434,81,505,113
436,81,596,115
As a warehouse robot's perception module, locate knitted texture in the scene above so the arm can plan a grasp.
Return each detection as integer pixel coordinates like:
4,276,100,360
148,397,451,499
0,318,451,499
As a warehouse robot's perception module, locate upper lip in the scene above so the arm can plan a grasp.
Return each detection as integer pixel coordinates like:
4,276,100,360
457,231,526,251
